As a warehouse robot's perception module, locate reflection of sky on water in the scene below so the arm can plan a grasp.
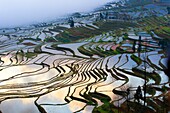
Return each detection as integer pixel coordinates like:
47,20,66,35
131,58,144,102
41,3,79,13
58,42,89,57
0,98,39,113
0,53,146,113
0,35,168,112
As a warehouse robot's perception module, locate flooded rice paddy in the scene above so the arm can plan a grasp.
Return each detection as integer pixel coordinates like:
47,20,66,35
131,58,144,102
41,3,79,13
0,24,169,113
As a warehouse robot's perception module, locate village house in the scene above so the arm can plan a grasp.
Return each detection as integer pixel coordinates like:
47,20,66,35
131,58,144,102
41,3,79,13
95,11,131,21
107,11,119,19
154,0,170,2
154,0,170,5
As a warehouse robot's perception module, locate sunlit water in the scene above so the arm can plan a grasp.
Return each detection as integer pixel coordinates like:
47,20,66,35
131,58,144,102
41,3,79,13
0,1,169,111
0,24,168,113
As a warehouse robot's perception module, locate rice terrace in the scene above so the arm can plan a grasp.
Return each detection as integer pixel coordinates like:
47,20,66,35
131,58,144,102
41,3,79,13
0,0,170,113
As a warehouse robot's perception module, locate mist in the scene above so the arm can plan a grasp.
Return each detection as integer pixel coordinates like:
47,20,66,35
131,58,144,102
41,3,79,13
0,0,116,28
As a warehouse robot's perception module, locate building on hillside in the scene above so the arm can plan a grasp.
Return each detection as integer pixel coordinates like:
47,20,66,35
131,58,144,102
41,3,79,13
107,11,119,19
105,11,131,20
95,10,133,21
154,0,170,6
154,0,170,4
155,0,170,2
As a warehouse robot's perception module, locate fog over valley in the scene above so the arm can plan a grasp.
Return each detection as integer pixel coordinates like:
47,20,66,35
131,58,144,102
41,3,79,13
0,0,115,28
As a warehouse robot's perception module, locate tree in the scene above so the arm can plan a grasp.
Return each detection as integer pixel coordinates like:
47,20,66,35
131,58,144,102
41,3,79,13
99,13,104,20
167,7,170,14
68,18,74,27
70,20,74,27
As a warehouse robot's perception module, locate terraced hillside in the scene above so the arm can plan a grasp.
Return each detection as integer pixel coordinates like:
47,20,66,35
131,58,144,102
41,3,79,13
0,18,169,113
0,2,170,111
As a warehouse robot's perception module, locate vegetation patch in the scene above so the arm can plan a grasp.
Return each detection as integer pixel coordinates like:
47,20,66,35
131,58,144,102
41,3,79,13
130,54,142,65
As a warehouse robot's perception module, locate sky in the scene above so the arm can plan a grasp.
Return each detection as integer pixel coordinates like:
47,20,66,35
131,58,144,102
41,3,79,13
0,0,115,28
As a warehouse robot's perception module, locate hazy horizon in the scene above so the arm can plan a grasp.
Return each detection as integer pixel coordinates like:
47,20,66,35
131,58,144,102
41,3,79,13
0,0,116,28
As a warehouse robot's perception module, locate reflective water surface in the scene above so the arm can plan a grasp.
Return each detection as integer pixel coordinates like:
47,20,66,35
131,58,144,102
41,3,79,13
0,21,169,113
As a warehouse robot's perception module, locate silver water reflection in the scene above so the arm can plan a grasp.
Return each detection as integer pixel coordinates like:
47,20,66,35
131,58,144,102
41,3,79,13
0,16,168,113
0,39,146,113
0,39,167,113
